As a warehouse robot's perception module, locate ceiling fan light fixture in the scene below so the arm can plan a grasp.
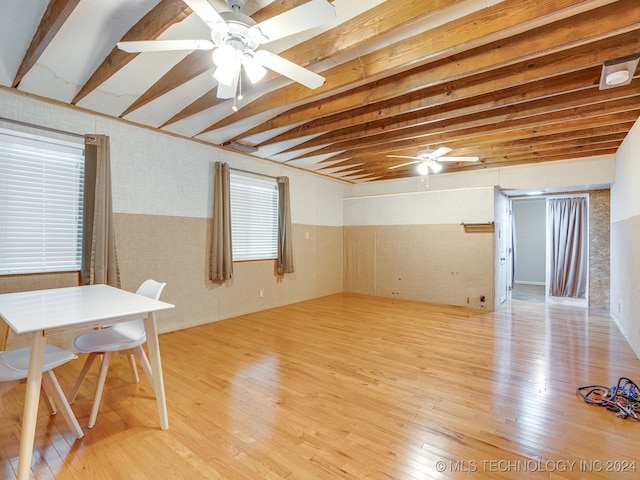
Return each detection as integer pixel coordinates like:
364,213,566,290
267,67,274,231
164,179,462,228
247,26,269,44
212,44,240,68
417,162,430,175
213,65,235,86
242,54,267,84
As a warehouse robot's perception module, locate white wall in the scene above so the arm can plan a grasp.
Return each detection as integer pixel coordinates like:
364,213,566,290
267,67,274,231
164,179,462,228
512,198,546,284
611,116,640,358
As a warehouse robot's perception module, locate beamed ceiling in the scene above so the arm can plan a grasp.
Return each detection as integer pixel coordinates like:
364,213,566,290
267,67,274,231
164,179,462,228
1,0,639,182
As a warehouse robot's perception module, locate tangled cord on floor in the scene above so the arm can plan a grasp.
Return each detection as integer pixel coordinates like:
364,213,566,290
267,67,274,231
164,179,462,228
577,377,640,421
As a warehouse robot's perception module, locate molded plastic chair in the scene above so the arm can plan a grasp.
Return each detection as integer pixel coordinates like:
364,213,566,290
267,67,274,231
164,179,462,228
68,279,166,428
0,345,83,438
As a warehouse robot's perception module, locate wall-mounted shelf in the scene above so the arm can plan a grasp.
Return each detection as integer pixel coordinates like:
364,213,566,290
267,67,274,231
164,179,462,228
461,222,495,233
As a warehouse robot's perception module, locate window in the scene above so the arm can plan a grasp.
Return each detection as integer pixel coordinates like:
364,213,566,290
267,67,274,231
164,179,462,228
230,172,278,261
0,129,85,274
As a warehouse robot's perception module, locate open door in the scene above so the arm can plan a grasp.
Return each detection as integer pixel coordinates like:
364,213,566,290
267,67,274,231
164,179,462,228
495,189,511,307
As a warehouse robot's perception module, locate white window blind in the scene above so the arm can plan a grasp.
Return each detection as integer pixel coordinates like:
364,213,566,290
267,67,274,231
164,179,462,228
230,172,278,261
0,129,85,274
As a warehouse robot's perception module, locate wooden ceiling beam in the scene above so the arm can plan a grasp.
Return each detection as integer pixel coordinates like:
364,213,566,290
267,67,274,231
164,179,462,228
120,50,212,117
316,110,640,164
344,133,627,171
277,67,604,153
201,0,616,135
247,26,640,145
12,0,81,88
71,0,193,105
288,83,640,159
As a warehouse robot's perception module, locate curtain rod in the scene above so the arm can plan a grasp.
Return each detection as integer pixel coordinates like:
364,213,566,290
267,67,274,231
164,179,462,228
0,116,84,139
230,167,279,181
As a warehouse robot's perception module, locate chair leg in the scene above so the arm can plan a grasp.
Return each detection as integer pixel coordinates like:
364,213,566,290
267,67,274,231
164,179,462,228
88,351,111,429
69,352,99,403
40,386,57,415
127,354,140,384
133,346,154,392
41,371,83,439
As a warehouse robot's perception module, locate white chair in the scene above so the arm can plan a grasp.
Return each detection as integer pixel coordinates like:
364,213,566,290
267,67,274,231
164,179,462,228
0,345,83,438
68,279,166,428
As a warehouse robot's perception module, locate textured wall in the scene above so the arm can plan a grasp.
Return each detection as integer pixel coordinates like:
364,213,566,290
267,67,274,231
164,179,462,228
2,217,343,349
610,116,640,358
344,224,494,310
589,189,610,309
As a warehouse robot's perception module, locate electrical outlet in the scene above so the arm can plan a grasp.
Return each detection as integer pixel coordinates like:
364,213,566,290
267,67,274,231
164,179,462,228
259,288,264,298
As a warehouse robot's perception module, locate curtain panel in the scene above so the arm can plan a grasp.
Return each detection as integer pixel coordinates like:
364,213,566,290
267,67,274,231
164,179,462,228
81,134,120,287
548,196,587,299
210,162,233,281
277,176,294,274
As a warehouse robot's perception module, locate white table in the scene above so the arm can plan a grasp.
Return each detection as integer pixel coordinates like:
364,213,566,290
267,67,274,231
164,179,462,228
0,284,174,480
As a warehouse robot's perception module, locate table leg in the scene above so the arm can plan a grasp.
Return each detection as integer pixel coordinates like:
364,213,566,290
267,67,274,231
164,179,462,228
144,312,168,430
17,332,46,480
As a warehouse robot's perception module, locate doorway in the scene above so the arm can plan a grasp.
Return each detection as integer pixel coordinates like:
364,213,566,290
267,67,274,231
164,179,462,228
511,198,546,302
510,194,589,306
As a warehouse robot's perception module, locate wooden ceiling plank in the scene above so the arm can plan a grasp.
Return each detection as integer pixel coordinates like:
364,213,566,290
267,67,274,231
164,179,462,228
451,148,619,172
277,67,604,152
446,123,634,151
202,0,624,136
356,140,621,178
72,0,193,105
161,0,466,127
357,132,627,169
287,83,640,159
12,0,81,88
257,30,640,148
316,109,640,164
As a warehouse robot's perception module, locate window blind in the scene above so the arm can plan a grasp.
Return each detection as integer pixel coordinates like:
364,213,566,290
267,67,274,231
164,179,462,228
0,130,85,274
230,172,278,261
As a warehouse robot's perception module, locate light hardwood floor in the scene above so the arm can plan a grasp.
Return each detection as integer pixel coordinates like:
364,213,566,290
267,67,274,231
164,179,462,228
1,293,639,479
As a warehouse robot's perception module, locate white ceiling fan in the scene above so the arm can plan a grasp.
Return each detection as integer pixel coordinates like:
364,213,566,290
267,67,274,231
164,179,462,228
387,147,479,175
117,0,336,105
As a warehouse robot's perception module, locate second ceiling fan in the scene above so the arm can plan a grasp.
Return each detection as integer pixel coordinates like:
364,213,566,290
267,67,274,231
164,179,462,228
117,0,336,102
388,147,479,175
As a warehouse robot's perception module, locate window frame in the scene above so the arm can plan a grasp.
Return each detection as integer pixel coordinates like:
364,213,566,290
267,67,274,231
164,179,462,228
229,172,279,262
0,128,85,275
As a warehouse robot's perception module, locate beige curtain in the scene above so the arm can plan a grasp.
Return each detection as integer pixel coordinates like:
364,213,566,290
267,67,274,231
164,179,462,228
548,196,587,299
81,134,120,287
210,162,233,281
277,176,293,274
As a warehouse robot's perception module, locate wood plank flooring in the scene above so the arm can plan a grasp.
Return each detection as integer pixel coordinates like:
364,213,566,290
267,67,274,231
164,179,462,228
1,293,640,479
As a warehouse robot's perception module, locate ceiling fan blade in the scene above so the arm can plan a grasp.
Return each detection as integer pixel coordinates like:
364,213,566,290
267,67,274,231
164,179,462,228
431,146,453,158
254,50,325,89
117,39,214,52
183,0,229,32
437,156,480,162
388,160,420,170
429,160,443,173
217,68,240,99
249,0,336,44
386,155,420,160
